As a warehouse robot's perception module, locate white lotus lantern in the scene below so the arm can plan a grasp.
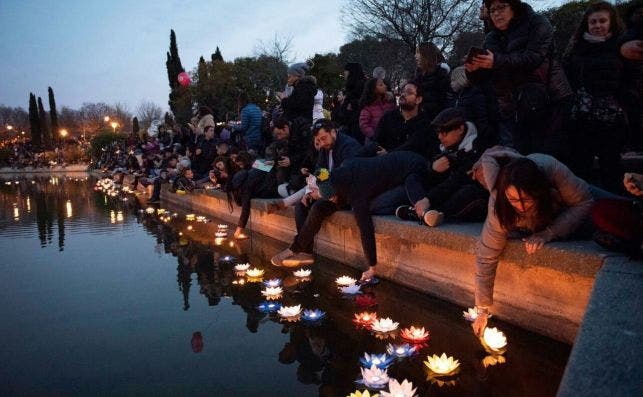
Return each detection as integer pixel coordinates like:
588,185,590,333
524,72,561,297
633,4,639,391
424,353,460,376
293,269,312,278
145,207,155,214
483,327,507,352
261,286,283,300
371,318,399,333
336,275,357,286
340,284,362,295
234,263,250,272
278,304,302,318
381,378,417,397
359,364,390,389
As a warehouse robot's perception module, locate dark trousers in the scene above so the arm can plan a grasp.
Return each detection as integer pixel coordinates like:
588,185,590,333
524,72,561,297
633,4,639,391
290,199,338,253
437,184,489,222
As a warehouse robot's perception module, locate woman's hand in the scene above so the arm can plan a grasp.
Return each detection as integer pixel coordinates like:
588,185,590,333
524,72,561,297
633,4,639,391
523,235,546,254
360,266,376,283
432,156,451,173
472,51,494,69
277,156,291,168
234,227,248,240
472,311,489,337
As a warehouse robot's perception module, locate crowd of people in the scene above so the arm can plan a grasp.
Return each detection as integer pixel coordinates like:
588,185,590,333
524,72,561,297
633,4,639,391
99,1,642,337
0,137,89,168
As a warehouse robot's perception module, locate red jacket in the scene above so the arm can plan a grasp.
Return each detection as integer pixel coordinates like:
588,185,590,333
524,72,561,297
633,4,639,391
359,99,395,138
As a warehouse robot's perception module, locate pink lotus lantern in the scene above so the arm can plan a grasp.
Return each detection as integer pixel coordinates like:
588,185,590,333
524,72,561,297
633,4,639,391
191,332,203,353
400,326,430,343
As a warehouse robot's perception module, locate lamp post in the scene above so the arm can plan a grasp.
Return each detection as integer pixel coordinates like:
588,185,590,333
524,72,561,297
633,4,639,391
110,122,119,133
59,129,68,138
104,116,110,122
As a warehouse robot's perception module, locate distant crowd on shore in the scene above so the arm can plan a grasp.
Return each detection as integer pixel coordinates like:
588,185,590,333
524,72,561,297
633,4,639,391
98,1,642,337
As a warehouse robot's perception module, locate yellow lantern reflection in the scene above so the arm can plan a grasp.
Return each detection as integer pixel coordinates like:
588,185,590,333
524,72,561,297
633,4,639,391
66,200,73,218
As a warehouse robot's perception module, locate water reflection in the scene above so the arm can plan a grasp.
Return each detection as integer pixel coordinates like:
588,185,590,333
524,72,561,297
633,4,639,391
0,177,571,396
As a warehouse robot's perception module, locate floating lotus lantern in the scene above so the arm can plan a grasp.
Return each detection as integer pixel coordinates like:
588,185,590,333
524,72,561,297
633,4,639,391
231,278,246,286
258,301,281,313
220,255,234,262
215,231,228,238
424,353,460,376
360,353,395,369
278,304,301,320
196,216,206,223
336,275,357,286
261,286,283,300
263,278,282,288
185,214,196,221
348,390,377,397
293,269,312,278
217,224,228,229
358,365,390,390
340,284,362,295
353,312,377,328
157,208,166,215
355,294,378,309
302,309,326,322
482,327,507,354
234,263,250,272
246,268,264,278
462,307,492,322
371,318,399,333
386,343,417,358
145,207,155,214
380,379,417,397
400,326,430,343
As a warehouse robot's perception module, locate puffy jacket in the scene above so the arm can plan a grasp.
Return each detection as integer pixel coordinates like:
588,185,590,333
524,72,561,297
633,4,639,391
359,99,396,138
281,76,317,122
236,104,263,151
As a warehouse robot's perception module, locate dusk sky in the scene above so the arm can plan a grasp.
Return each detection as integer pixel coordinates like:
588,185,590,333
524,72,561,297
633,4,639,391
0,0,565,114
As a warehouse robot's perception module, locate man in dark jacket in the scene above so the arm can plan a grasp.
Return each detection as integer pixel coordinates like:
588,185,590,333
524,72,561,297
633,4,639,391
375,81,436,158
271,119,367,268
191,126,218,179
279,62,317,122
396,108,489,226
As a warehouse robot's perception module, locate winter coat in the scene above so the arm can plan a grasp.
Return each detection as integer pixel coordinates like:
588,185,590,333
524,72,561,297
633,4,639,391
192,137,217,176
359,98,396,139
425,122,485,207
473,146,593,308
236,103,264,151
469,3,560,112
563,35,629,99
375,110,434,157
446,86,499,148
341,80,366,143
231,168,278,228
331,151,429,266
281,76,317,122
415,67,451,121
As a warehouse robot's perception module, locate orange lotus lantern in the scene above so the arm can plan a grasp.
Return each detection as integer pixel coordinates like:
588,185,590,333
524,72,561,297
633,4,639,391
400,326,430,343
353,312,378,327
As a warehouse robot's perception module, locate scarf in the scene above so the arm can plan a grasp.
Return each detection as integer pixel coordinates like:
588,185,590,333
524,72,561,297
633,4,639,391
583,31,612,43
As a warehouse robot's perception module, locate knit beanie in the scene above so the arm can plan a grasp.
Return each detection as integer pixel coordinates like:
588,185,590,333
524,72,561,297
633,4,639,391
450,66,469,93
287,62,310,78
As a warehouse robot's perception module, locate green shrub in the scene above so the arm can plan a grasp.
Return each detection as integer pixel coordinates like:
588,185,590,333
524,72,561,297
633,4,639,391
90,130,126,159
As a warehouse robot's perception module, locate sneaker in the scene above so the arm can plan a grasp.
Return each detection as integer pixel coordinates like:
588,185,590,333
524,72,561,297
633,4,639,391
423,210,444,227
395,205,419,221
282,252,314,267
271,249,294,267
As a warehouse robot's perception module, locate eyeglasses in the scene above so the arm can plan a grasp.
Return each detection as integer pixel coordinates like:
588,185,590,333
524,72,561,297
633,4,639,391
489,3,509,15
400,90,417,96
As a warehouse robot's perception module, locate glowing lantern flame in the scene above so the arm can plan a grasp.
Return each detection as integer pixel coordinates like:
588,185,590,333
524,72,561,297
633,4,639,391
424,353,460,376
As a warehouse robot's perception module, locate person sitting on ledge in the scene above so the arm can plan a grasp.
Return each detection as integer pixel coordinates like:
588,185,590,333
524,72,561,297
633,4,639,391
270,119,366,269
394,107,490,226
470,146,594,337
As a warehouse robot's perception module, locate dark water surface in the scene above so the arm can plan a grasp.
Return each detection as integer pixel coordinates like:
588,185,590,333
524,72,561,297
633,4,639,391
0,176,570,396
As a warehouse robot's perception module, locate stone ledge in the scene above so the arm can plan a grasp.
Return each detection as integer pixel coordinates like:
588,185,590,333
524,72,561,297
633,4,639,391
152,186,626,343
0,164,89,173
557,257,643,397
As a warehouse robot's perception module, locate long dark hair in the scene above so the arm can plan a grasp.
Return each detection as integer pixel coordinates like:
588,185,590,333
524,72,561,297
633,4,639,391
344,62,366,93
564,1,624,56
416,42,445,74
494,157,554,232
359,78,386,108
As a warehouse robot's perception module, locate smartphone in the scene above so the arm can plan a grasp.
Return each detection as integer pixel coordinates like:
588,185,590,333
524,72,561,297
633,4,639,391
466,47,487,62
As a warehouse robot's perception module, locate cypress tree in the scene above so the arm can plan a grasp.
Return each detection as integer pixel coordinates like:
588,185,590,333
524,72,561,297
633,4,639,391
28,93,42,148
48,87,59,144
212,47,223,62
132,116,140,134
165,29,191,125
37,97,50,148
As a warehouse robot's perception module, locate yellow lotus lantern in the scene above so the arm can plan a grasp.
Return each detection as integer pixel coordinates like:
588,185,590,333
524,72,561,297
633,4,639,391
246,268,264,278
424,353,460,376
482,327,507,354
348,390,378,397
185,214,196,221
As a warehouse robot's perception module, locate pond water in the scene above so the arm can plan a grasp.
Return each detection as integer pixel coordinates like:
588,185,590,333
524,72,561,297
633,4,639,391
0,176,570,396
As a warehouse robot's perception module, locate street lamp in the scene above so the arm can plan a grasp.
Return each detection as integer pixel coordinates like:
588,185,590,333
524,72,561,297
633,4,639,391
110,122,119,133
104,116,110,122
59,129,68,138
6,125,13,131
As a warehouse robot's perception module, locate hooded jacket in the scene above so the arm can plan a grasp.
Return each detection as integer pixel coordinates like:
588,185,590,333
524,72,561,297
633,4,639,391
473,146,593,308
281,76,317,122
330,151,428,266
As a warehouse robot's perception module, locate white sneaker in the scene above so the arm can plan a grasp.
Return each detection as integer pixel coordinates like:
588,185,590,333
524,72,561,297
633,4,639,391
423,210,444,227
282,252,314,267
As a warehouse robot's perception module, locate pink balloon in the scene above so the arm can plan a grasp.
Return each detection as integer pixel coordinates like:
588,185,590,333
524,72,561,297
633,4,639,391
177,72,191,87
